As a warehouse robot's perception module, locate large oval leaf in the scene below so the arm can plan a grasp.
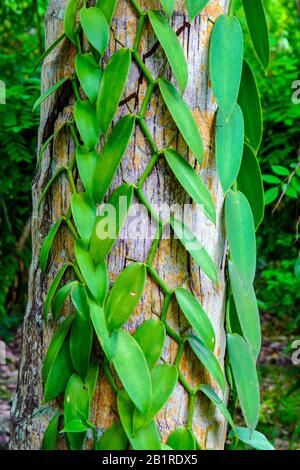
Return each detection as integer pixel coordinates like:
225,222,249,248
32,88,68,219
40,218,63,273
44,340,73,402
74,100,100,150
186,0,210,20
71,192,96,242
134,319,166,371
216,104,244,192
64,374,90,450
64,0,80,43
175,287,215,351
97,422,128,450
71,284,90,321
167,428,195,450
76,146,99,197
92,114,135,203
97,48,131,134
96,0,118,25
209,15,243,120
70,312,93,380
159,79,204,163
75,53,102,104
80,7,109,55
148,11,188,93
159,0,174,17
227,333,260,436
241,0,270,70
225,190,256,286
165,149,216,223
106,262,146,332
112,329,152,414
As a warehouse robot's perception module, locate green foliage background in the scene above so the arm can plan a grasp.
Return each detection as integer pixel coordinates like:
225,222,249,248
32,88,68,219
0,0,299,449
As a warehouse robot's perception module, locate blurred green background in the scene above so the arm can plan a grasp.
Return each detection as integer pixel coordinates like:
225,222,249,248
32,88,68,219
0,0,299,449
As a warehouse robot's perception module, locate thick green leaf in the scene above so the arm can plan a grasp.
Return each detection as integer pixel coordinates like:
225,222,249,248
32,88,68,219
171,219,217,281
188,335,226,394
75,53,102,103
80,7,109,55
97,48,131,134
44,340,73,402
97,422,128,450
237,143,264,229
112,329,152,414
148,11,188,93
225,190,256,286
229,427,274,450
70,312,93,380
64,0,80,43
209,15,243,120
89,299,115,361
238,60,262,152
61,420,89,433
75,240,108,304
92,114,135,203
175,288,215,351
167,428,196,450
134,319,166,371
227,334,260,436
74,100,100,151
42,414,60,450
76,146,99,197
71,192,96,242
64,374,90,450
264,187,279,205
241,0,270,70
44,264,70,321
228,261,261,360
106,262,146,332
85,362,99,400
216,104,244,192
159,80,204,163
199,385,236,431
89,183,134,264
33,76,70,113
40,218,63,273
165,149,216,223
186,0,210,19
117,390,161,450
96,0,118,25
52,281,78,321
71,284,90,320
159,0,174,17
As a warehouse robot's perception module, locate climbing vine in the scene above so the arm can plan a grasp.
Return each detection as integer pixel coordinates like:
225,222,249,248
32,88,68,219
35,0,274,451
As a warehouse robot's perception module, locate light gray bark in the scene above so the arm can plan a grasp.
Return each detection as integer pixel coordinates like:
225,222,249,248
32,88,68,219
10,0,229,450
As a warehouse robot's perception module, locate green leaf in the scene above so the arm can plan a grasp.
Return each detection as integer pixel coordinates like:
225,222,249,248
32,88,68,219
106,262,146,332
32,76,70,113
188,335,226,394
97,48,131,134
89,183,134,264
71,192,96,242
64,0,80,43
271,165,290,176
229,427,274,450
96,0,118,25
175,288,215,351
262,174,281,184
159,0,175,18
229,261,261,360
75,53,102,103
264,187,279,205
38,167,66,208
71,284,90,320
44,264,70,321
117,390,161,450
112,329,152,414
97,422,128,450
35,33,66,71
37,122,69,168
75,240,108,305
134,319,166,371
61,420,90,433
225,190,256,286
238,60,262,152
44,340,73,402
165,149,215,223
159,79,204,163
89,299,115,361
85,362,99,400
241,0,270,70
80,7,109,55
70,312,93,380
76,146,99,197
171,219,217,281
199,385,236,432
74,100,100,151
167,428,196,450
92,114,135,203
216,104,244,192
40,218,63,273
209,15,243,119
148,11,188,93
52,281,78,321
227,334,260,436
42,414,60,450
186,0,210,20
64,374,90,449
237,143,264,229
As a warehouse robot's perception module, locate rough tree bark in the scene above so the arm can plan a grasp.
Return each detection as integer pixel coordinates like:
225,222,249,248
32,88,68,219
10,0,230,450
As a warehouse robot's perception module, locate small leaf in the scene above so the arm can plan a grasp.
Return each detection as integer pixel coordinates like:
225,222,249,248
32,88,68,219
76,146,99,197
74,100,100,151
167,428,196,450
42,414,60,450
64,0,80,43
171,219,217,282
106,262,146,332
44,340,73,402
229,427,274,451
64,374,90,449
159,0,175,18
112,329,152,414
52,281,78,321
40,218,63,273
33,76,70,113
262,174,281,184
44,264,70,321
75,53,102,103
61,420,90,434
186,0,209,20
175,288,215,351
38,166,66,208
241,0,270,70
199,385,236,432
97,422,128,450
264,187,279,205
89,299,115,361
165,149,216,223
209,15,243,119
80,7,109,55
216,104,244,192
97,48,131,134
71,192,97,242
227,334,260,436
70,312,93,380
35,33,66,71
271,165,290,176
159,79,204,163
96,0,118,25
134,319,166,371
71,284,90,320
188,335,226,394
92,114,135,203
148,11,188,93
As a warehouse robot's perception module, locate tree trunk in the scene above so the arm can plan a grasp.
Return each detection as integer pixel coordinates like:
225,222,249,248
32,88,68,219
10,0,229,450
